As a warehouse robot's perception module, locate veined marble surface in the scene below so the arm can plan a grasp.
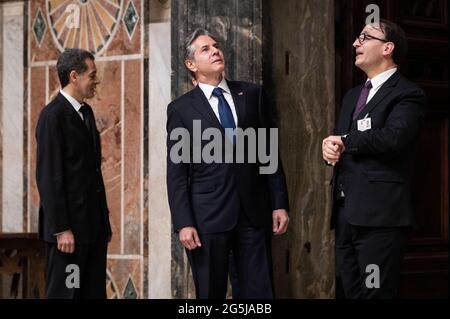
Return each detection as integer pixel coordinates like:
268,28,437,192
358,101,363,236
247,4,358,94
2,1,24,232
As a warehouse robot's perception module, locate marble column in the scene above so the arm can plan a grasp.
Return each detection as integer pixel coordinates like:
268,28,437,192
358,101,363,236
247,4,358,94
1,1,24,233
265,0,336,298
147,0,172,299
170,0,263,298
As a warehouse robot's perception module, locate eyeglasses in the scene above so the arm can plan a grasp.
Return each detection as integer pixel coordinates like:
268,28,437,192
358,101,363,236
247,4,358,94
356,33,389,44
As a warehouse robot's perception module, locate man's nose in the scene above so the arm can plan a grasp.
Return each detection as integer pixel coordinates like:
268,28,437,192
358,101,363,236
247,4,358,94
353,39,360,48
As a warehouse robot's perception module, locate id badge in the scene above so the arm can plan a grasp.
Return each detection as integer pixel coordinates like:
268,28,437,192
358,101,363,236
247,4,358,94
357,117,372,131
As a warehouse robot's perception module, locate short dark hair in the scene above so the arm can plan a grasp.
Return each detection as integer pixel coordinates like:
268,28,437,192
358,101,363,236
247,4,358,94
56,48,95,87
378,19,408,64
183,28,219,79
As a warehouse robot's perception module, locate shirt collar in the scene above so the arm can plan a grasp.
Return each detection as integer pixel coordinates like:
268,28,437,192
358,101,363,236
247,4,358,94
367,67,397,90
198,77,231,100
59,89,83,112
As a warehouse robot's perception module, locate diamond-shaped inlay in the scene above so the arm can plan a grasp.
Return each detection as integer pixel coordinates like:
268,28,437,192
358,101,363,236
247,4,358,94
106,270,119,299
123,276,138,299
33,9,46,45
123,0,139,39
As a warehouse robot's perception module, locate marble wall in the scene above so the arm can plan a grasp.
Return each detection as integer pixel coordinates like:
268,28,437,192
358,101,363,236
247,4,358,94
265,0,336,298
1,1,24,233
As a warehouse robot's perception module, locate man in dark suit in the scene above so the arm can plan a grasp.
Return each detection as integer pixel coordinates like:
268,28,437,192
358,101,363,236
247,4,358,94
322,20,425,298
191,76,240,299
36,48,112,298
167,29,290,299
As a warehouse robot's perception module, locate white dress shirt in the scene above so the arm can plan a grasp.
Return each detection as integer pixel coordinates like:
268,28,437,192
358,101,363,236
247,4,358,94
366,67,398,103
198,78,238,126
59,89,84,120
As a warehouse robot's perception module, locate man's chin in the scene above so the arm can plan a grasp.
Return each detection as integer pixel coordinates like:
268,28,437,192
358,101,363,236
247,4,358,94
85,91,96,99
215,65,225,74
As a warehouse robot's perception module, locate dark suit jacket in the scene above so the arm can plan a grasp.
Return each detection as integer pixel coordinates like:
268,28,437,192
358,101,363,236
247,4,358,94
166,81,289,234
330,71,426,229
36,93,112,244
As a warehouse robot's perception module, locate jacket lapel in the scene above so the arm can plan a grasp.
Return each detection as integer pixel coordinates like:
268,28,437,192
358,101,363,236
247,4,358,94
190,85,223,130
227,80,245,127
57,93,93,145
353,71,401,122
338,87,360,134
189,81,245,130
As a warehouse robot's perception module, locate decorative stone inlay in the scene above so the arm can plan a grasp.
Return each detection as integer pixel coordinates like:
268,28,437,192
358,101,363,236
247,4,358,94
123,275,138,299
123,0,139,39
33,8,47,46
46,0,123,54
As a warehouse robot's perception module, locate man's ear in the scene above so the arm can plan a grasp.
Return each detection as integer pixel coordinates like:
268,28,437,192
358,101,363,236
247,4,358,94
69,70,78,84
185,59,197,74
383,42,395,58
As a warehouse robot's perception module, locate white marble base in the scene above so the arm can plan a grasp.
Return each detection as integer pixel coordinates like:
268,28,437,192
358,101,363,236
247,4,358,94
147,20,172,298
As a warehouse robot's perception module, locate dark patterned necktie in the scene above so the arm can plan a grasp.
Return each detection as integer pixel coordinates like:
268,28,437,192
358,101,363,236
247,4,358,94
79,104,91,133
353,80,372,120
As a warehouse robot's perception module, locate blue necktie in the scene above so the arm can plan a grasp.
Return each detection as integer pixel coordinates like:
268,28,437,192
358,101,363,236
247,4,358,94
212,87,236,144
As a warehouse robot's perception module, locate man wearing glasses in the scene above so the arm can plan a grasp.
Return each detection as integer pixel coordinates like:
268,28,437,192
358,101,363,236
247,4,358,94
322,19,426,298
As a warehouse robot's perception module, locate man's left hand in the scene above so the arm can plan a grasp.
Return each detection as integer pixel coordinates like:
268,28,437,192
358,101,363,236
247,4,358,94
272,209,289,235
322,135,346,164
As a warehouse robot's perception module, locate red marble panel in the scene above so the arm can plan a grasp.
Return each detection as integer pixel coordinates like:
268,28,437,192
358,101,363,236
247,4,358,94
123,59,141,254
88,60,122,254
107,258,142,299
48,65,60,102
30,0,61,63
102,0,142,56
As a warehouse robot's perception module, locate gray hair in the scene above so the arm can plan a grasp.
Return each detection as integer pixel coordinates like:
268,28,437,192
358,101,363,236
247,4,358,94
184,28,219,79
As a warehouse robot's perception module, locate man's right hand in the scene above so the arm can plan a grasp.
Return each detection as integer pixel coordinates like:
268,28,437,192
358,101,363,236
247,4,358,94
178,226,202,250
56,230,75,253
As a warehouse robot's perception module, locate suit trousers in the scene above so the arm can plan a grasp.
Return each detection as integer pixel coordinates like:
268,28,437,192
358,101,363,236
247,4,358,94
186,213,274,299
335,204,411,299
45,222,108,299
